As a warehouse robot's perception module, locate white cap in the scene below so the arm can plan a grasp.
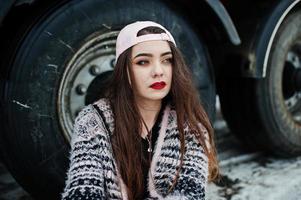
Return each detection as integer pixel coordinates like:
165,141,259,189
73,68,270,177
115,21,176,61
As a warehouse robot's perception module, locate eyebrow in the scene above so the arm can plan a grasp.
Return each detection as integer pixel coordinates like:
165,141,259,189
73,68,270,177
133,51,172,59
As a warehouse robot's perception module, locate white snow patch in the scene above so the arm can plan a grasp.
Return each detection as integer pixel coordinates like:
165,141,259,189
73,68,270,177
207,156,301,200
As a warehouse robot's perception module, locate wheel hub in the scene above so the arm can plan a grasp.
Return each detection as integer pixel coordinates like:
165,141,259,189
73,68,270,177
284,50,301,124
58,31,118,141
295,68,301,91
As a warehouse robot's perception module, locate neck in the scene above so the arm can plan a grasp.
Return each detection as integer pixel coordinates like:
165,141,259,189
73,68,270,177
138,100,161,111
136,98,162,138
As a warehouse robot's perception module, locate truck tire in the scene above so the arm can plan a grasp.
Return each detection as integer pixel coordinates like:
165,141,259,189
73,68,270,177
0,0,215,199
219,11,301,156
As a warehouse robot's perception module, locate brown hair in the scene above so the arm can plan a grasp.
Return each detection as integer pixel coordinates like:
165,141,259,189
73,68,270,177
107,26,219,199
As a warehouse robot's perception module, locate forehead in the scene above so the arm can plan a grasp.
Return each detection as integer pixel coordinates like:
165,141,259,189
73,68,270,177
131,40,171,57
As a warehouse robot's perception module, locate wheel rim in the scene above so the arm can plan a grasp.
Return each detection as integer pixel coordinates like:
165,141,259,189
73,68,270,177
283,43,301,125
58,31,118,141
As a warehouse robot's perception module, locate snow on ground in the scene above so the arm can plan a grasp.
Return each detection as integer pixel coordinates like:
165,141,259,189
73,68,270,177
207,154,301,200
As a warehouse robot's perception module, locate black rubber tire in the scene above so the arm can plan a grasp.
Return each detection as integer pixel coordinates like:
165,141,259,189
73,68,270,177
219,11,301,156
0,0,215,199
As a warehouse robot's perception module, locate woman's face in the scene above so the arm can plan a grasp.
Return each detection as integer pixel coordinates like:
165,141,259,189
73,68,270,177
130,40,173,103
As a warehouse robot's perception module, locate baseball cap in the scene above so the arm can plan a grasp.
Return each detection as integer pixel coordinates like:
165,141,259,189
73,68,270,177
115,21,176,62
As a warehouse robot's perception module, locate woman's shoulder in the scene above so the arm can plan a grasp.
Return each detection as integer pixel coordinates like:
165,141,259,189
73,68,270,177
72,98,113,140
92,98,115,133
74,98,110,123
74,104,95,125
72,104,100,141
92,98,113,113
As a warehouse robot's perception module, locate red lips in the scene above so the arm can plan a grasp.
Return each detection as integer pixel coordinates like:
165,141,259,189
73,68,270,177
150,81,166,90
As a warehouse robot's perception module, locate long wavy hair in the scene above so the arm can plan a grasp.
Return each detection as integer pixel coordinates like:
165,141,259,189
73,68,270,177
107,26,219,200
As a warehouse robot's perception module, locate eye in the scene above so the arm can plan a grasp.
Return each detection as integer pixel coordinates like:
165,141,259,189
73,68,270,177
136,60,149,66
163,57,173,64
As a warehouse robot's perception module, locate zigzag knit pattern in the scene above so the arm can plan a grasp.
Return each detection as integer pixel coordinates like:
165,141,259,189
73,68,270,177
61,98,209,200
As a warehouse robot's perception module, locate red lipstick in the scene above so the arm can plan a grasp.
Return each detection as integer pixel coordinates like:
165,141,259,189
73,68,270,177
150,81,166,90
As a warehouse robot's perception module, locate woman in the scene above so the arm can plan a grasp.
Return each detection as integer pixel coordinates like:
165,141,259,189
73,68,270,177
61,21,219,200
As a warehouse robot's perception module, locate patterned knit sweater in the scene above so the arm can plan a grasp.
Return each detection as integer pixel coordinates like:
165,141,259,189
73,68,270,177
61,98,209,200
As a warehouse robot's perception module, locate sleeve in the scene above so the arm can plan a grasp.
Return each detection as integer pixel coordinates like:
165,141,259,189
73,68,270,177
166,125,209,200
61,105,107,200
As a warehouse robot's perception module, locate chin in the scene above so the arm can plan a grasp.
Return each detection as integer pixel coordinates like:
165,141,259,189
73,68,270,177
147,93,168,101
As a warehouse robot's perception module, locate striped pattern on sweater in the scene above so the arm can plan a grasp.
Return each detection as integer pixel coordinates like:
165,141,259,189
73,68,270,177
61,98,209,200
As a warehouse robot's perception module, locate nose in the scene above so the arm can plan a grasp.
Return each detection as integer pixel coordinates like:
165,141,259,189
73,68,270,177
152,61,164,77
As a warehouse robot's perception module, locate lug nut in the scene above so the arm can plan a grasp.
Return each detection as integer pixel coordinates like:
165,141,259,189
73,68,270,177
111,59,115,68
90,64,101,75
76,84,87,95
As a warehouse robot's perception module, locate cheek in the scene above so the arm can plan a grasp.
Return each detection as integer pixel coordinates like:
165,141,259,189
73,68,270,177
132,68,148,88
133,67,151,81
134,70,143,80
167,66,173,81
